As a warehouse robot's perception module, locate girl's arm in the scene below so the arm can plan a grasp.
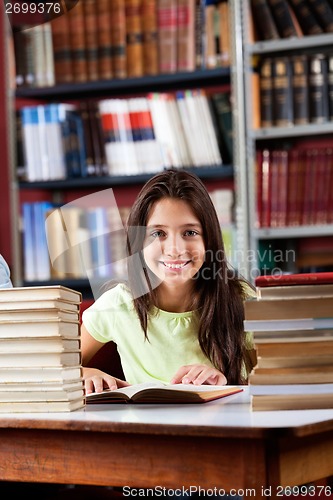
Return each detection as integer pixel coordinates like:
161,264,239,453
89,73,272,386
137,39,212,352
81,323,130,393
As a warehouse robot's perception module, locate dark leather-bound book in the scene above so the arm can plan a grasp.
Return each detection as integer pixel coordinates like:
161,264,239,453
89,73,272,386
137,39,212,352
288,0,323,35
307,0,333,33
272,56,293,126
250,0,280,40
308,53,329,124
259,57,273,128
267,0,301,37
291,54,309,125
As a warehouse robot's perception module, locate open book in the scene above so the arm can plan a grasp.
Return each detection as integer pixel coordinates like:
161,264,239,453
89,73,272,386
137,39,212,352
86,382,243,404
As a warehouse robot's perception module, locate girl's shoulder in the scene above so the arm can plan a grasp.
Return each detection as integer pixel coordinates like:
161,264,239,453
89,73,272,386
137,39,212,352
90,282,134,311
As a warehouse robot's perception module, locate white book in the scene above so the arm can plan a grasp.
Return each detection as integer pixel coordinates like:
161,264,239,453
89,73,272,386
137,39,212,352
0,285,82,304
0,398,85,413
0,320,80,339
0,388,84,403
0,366,82,384
244,318,333,332
0,299,79,312
0,351,81,368
0,337,80,353
250,383,333,396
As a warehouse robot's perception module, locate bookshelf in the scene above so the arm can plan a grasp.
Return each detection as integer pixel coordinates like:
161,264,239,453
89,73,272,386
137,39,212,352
240,0,333,281
0,1,248,302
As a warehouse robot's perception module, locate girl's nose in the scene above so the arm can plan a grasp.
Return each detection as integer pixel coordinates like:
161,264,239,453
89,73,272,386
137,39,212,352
164,234,184,257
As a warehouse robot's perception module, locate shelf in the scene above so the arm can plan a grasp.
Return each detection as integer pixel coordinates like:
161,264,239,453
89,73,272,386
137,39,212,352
15,68,231,100
247,33,333,55
18,166,233,190
253,225,333,240
251,122,333,140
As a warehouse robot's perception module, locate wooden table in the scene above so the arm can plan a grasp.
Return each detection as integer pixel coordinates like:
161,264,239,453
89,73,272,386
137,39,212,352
0,388,332,499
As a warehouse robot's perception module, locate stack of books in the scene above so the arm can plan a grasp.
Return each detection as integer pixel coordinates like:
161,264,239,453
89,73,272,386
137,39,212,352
0,285,85,412
244,272,333,411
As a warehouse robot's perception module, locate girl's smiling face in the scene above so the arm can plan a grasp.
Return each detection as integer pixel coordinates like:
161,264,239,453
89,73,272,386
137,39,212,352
143,198,206,289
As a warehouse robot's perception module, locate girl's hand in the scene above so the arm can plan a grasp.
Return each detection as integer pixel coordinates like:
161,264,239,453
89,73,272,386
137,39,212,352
170,364,227,386
82,367,130,394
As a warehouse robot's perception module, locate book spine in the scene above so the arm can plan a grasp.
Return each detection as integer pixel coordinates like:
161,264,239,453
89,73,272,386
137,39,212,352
204,2,218,69
83,0,99,81
157,0,177,74
308,53,329,124
111,0,127,78
177,0,196,72
218,1,231,67
328,54,333,120
266,0,299,37
142,0,159,75
96,0,114,80
272,56,293,126
288,0,324,35
50,11,73,84
259,57,273,128
67,0,88,82
125,0,144,77
261,148,272,228
250,0,280,40
307,0,333,33
195,0,205,69
291,54,309,125
88,100,108,176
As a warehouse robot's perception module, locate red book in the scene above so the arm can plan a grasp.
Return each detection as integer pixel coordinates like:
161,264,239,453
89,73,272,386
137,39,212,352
255,272,333,287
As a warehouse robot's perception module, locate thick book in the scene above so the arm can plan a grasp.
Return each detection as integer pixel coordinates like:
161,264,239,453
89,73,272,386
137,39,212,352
254,339,333,358
291,54,309,125
86,383,243,404
0,337,80,353
250,0,280,40
308,53,329,124
0,309,79,322
0,398,85,413
0,351,81,368
266,0,301,38
0,320,80,338
0,385,84,403
0,285,82,303
255,271,333,287
0,366,82,384
252,328,333,342
251,393,333,411
249,366,333,385
288,0,324,35
272,56,293,126
259,58,273,128
256,282,333,299
244,296,333,320
244,317,333,332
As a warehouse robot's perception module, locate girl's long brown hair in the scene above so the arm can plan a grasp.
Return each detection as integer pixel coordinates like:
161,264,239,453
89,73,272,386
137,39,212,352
126,169,251,384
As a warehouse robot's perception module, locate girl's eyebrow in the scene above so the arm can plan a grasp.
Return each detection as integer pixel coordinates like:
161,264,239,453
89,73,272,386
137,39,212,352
146,223,202,229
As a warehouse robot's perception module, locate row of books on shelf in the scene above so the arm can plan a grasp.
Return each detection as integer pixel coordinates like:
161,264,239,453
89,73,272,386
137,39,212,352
18,90,233,182
256,146,333,228
0,285,84,412
22,189,236,282
250,0,333,42
13,0,231,88
245,271,333,411
257,53,333,129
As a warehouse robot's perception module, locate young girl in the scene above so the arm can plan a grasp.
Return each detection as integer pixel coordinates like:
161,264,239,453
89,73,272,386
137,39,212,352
81,169,255,394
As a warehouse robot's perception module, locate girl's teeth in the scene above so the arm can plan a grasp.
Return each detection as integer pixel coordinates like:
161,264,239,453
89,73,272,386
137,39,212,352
164,263,186,269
